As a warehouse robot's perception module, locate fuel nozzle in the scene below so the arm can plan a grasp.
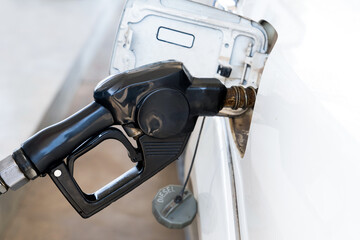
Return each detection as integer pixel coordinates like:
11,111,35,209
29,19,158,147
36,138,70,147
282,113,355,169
0,61,260,218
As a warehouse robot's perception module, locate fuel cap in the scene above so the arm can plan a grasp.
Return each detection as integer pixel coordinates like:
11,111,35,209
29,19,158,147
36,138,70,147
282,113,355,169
152,185,197,229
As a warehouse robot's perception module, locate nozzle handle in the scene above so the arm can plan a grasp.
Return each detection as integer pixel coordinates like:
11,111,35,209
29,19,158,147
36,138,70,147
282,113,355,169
21,102,114,174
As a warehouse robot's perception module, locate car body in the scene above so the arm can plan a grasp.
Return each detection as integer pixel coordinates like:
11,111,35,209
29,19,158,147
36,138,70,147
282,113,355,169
110,0,360,239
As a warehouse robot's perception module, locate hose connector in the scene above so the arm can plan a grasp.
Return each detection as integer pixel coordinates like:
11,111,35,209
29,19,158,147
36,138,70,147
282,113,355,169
0,155,29,194
0,149,38,196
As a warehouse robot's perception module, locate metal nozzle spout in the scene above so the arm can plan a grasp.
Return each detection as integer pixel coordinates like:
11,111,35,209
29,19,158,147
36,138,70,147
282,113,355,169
224,86,257,110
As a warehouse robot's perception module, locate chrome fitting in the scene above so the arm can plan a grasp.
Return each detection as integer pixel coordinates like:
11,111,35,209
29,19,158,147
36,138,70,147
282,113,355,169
0,155,29,192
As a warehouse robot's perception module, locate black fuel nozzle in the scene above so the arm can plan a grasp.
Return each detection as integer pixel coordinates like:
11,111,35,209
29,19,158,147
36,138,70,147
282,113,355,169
1,61,256,218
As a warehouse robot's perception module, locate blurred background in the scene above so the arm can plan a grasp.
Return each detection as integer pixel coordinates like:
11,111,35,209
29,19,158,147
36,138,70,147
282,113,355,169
0,0,185,239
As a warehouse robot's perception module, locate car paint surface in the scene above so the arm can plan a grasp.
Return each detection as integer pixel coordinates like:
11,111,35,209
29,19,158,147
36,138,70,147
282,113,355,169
229,0,360,239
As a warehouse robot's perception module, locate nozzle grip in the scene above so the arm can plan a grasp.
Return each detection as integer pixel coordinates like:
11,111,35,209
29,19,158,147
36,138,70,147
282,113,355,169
21,102,114,174
49,127,190,218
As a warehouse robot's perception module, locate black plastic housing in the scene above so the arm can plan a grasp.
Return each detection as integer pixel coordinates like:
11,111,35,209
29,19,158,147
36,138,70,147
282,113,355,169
19,61,227,218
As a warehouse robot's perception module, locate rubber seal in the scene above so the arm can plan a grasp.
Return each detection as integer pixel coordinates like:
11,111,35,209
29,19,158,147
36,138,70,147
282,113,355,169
12,148,38,180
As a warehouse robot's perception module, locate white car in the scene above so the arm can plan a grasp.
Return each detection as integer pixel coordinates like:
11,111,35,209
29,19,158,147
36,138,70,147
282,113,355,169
111,0,360,239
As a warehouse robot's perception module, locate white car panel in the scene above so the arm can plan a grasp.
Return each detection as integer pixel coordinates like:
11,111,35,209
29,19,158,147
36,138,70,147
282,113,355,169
231,0,360,239
184,117,240,239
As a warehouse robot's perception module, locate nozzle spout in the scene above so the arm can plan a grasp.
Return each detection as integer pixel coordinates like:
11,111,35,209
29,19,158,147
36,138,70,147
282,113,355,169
223,86,257,110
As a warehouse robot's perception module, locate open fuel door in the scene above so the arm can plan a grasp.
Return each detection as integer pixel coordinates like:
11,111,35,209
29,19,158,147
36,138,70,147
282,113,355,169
110,0,277,155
